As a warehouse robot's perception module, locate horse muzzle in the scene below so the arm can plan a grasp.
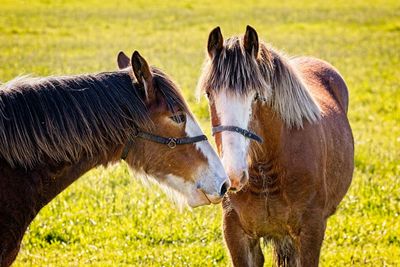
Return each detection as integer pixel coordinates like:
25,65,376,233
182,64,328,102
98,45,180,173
189,179,230,207
227,169,249,192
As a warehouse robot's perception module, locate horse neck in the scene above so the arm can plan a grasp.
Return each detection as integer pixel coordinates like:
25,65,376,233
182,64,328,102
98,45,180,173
32,143,123,208
249,103,284,166
0,143,123,259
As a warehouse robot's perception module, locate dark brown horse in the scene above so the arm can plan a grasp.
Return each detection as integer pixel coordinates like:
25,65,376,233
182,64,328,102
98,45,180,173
0,51,230,266
198,26,354,266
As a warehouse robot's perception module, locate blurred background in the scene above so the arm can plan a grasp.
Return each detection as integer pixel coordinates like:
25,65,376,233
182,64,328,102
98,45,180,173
0,0,399,266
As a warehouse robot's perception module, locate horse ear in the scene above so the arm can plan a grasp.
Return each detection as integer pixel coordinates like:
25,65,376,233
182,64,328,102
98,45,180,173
131,51,155,103
243,25,259,57
207,26,223,58
117,51,131,69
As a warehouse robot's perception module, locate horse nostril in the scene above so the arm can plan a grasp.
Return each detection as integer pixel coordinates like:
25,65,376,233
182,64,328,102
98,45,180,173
240,171,248,184
219,181,230,196
229,187,237,193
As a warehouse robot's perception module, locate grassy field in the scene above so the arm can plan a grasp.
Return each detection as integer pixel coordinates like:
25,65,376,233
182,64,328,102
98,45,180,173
0,0,399,266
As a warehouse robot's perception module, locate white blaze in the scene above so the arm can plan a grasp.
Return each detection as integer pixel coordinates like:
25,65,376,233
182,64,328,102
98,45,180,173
214,91,254,177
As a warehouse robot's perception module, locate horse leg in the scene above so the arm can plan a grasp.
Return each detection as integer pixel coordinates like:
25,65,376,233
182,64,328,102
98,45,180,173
272,236,297,267
0,242,21,267
296,214,327,267
223,209,264,267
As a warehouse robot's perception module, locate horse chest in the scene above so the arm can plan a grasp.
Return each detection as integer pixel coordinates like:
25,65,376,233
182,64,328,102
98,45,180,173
228,190,291,237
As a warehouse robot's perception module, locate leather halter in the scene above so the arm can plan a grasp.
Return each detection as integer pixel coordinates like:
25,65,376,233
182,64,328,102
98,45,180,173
212,125,263,143
121,127,207,160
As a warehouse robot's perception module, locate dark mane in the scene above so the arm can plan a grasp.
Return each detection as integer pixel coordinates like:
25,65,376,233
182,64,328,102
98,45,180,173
0,68,187,168
151,68,190,115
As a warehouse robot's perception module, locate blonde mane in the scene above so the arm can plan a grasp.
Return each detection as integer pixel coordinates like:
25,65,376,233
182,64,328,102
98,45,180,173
197,37,321,128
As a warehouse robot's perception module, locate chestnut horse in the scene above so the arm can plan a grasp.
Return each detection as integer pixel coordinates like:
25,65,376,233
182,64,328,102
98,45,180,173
198,26,354,266
0,51,230,266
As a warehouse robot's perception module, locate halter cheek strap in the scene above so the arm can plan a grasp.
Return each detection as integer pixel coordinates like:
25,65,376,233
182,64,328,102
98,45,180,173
121,139,134,160
121,128,208,160
212,125,263,143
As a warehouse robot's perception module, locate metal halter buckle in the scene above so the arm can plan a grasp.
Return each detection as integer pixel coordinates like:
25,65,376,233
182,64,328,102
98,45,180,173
121,128,207,160
132,127,139,137
167,138,177,149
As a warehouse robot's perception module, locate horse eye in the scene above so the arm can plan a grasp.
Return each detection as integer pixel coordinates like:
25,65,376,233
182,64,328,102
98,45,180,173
206,91,211,99
254,93,259,101
254,93,265,102
170,113,186,124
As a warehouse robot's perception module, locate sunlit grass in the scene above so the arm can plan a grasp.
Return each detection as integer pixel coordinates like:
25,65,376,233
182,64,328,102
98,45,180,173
0,0,399,266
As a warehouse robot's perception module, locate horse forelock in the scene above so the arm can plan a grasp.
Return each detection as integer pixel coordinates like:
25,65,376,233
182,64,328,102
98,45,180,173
197,36,321,128
197,36,270,98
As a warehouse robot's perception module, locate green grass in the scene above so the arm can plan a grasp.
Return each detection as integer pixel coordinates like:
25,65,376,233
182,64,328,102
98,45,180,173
0,0,399,266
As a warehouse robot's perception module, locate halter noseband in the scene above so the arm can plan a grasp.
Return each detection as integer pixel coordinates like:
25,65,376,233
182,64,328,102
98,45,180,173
212,125,263,143
121,127,207,160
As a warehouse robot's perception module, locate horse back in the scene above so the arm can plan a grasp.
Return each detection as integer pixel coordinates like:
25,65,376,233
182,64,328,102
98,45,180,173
291,56,349,114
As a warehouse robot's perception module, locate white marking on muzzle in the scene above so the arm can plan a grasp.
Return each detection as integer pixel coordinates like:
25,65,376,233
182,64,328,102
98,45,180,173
185,115,229,196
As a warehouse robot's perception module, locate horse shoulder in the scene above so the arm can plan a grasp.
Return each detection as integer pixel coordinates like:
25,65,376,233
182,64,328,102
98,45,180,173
277,124,328,206
0,163,39,266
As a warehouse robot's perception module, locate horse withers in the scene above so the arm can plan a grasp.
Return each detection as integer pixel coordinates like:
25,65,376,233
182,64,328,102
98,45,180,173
0,51,230,266
198,26,354,266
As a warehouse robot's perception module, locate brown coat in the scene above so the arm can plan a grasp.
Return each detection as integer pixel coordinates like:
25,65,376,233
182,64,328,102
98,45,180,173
199,26,354,266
